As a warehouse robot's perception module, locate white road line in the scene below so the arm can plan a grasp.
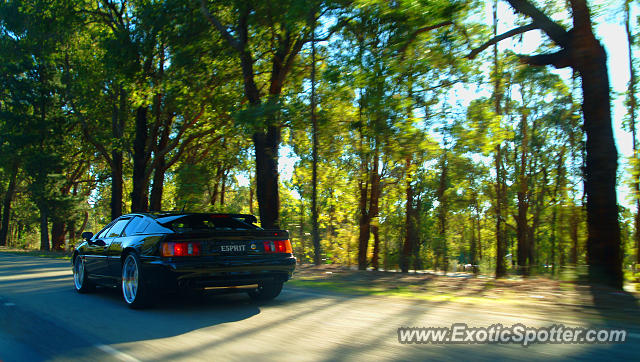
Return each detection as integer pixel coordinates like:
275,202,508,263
95,344,140,362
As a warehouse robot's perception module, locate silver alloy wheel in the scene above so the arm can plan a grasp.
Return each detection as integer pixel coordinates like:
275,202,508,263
73,256,84,290
122,255,139,304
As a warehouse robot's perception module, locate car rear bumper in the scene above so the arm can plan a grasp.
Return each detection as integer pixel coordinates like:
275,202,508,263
140,255,296,290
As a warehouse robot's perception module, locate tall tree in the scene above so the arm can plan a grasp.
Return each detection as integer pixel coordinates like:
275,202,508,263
470,0,622,288
200,0,323,229
310,18,322,265
625,0,640,268
492,0,508,278
0,165,17,246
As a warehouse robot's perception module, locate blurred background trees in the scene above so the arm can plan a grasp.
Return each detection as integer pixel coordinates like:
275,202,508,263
0,0,636,289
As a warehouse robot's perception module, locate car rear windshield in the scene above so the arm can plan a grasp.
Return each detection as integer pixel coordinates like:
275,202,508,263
156,214,260,232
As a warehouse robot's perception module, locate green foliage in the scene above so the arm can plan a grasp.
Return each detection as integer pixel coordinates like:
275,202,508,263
0,0,621,281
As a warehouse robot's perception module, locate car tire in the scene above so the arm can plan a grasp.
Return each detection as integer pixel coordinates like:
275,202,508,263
248,280,283,301
73,255,95,293
121,253,153,309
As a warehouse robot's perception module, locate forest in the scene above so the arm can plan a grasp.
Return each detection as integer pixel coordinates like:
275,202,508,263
0,0,637,289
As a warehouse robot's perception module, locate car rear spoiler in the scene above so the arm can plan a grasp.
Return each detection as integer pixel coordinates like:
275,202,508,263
154,213,258,226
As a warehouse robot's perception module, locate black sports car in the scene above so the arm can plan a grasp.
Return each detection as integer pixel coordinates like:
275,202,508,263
72,212,296,308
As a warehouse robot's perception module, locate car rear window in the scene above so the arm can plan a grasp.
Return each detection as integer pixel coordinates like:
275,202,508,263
157,214,259,232
122,216,149,236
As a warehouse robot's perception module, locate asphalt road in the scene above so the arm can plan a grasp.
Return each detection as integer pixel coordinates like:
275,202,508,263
0,253,638,361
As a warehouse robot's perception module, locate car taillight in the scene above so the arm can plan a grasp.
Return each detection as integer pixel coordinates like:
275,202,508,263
162,242,201,257
263,240,292,254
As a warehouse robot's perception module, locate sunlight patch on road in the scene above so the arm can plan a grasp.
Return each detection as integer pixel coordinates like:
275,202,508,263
95,344,141,362
0,270,70,281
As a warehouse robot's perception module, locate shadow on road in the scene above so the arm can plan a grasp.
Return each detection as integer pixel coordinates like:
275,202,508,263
584,282,640,328
2,253,639,361
0,254,340,351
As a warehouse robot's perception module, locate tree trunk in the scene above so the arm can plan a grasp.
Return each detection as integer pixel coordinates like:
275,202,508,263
253,125,280,229
516,111,530,275
51,221,66,251
437,150,449,273
220,168,228,206
358,147,380,271
110,86,125,219
470,212,477,273
111,150,123,219
149,161,165,211
569,205,579,265
371,224,380,270
551,205,557,274
79,211,88,236
67,221,76,247
15,223,22,247
39,206,49,251
492,0,506,278
495,146,507,278
210,165,222,206
308,19,322,265
249,171,254,215
626,0,640,268
150,124,169,212
477,203,483,261
401,158,416,273
357,148,371,271
412,230,422,271
526,158,545,274
298,196,305,262
131,106,150,212
0,166,17,246
572,16,622,288
368,160,381,270
357,212,370,270
8,224,14,246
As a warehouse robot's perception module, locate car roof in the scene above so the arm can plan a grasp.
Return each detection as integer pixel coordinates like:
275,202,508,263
122,212,258,223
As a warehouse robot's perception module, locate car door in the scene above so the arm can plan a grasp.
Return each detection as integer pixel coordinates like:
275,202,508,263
87,218,132,277
83,220,115,275
107,216,146,277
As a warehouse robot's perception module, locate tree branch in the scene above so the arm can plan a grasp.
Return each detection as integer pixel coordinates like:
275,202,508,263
467,23,539,59
398,20,454,55
165,107,206,155
308,15,357,42
166,132,223,170
199,0,242,52
279,36,306,88
520,49,572,68
504,0,570,47
61,48,117,170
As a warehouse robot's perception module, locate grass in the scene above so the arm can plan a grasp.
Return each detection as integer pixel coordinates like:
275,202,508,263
288,278,518,305
288,264,640,325
289,277,528,305
0,247,72,260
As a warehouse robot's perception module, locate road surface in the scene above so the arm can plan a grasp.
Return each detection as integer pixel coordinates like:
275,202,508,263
0,253,637,361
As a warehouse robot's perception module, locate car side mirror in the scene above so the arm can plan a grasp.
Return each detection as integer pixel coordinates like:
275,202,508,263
82,232,93,241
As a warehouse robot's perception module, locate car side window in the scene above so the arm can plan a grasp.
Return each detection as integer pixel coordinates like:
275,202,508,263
106,218,131,238
122,216,148,236
95,220,116,239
